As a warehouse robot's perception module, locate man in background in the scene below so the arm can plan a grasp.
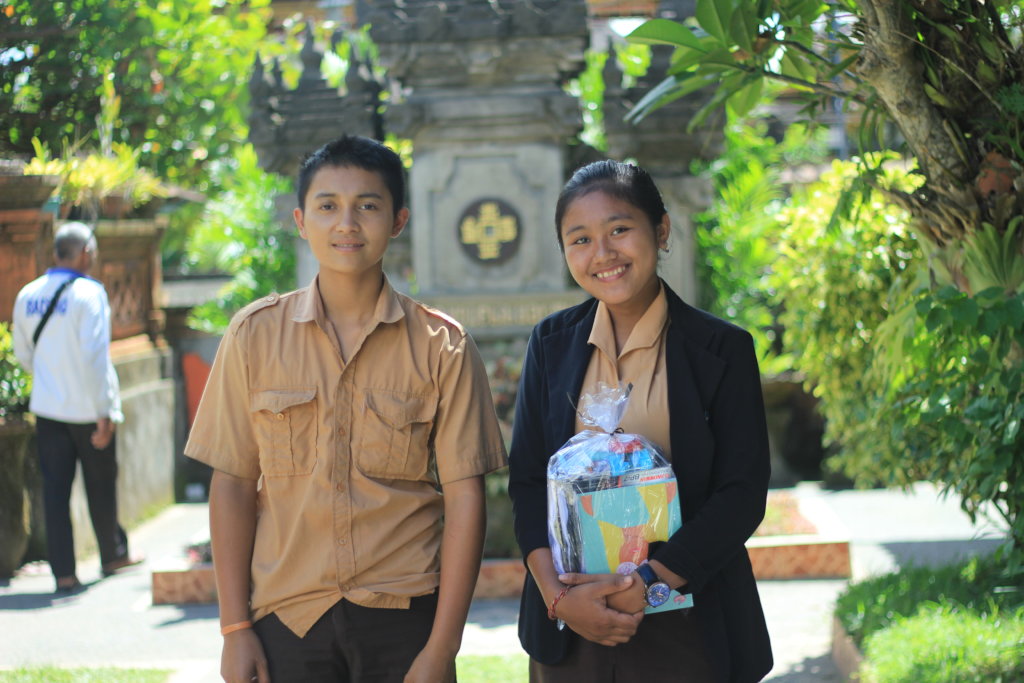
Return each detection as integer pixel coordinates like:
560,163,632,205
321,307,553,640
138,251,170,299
13,221,140,594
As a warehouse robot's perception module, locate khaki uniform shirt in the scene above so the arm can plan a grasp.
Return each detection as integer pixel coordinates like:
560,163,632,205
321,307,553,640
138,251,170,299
185,276,507,636
575,284,671,459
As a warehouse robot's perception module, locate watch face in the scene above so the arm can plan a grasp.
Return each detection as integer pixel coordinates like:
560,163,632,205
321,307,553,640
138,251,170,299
646,581,671,608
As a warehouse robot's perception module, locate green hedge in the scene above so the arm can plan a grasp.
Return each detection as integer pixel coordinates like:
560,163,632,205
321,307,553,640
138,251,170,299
861,603,1024,683
835,554,1024,682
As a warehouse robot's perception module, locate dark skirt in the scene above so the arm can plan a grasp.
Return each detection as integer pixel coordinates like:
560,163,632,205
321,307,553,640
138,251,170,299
529,607,717,683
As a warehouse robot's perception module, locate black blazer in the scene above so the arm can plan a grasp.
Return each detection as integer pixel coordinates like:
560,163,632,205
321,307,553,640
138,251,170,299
508,283,773,682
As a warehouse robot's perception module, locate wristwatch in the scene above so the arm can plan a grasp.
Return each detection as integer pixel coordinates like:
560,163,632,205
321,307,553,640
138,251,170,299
635,563,671,608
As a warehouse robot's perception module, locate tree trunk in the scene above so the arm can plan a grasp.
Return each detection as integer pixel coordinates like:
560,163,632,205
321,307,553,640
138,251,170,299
856,0,980,247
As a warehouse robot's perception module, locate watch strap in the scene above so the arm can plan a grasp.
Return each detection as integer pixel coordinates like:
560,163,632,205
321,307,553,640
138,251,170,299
635,562,659,588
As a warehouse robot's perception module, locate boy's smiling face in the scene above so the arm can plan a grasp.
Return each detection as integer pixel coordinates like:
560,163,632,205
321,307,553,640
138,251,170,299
294,164,409,278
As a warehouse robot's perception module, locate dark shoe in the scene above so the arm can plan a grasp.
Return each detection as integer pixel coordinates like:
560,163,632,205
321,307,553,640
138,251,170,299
54,577,85,595
101,555,145,577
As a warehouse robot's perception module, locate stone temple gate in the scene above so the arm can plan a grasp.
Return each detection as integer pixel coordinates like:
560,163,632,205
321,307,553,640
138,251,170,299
248,0,720,337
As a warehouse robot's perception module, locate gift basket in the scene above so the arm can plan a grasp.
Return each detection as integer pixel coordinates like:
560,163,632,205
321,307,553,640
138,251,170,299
547,382,693,614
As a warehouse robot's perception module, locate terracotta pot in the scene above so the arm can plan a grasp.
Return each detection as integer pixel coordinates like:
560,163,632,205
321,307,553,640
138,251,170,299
0,418,34,577
0,175,60,211
100,194,131,219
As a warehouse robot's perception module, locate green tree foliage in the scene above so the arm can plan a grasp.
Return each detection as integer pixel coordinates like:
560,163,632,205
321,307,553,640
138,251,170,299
691,115,828,371
184,144,294,335
0,322,31,420
626,0,1024,297
769,157,920,470
871,284,1024,565
1,0,273,188
768,158,1024,563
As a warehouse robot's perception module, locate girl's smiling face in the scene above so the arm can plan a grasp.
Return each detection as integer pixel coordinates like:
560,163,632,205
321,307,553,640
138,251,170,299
559,189,669,315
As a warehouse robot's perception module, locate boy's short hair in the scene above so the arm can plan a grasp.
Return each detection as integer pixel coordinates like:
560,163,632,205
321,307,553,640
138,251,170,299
296,135,406,216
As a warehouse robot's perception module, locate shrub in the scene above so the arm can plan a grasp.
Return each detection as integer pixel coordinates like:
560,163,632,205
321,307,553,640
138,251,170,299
0,322,31,421
835,555,1022,648
185,144,294,334
860,604,1024,683
692,116,828,372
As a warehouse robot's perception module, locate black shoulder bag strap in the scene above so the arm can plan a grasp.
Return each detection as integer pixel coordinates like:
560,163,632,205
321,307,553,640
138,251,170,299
32,274,81,346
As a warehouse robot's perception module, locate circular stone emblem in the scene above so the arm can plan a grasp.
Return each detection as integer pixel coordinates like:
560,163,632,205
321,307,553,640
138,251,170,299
457,198,521,265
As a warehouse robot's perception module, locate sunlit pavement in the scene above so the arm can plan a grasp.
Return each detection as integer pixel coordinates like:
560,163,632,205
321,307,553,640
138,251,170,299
0,482,1006,682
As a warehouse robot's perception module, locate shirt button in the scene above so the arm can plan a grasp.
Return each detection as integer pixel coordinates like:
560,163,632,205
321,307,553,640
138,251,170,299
339,538,347,545
275,413,285,421
336,482,344,492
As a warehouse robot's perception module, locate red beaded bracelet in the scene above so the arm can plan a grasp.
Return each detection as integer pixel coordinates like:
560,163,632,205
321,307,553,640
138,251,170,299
547,585,571,621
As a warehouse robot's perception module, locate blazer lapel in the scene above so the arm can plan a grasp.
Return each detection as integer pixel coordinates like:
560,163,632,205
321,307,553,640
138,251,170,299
543,304,597,449
665,289,726,516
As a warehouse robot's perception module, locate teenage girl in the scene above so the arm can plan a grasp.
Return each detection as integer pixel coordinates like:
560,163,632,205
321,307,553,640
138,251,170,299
508,160,773,682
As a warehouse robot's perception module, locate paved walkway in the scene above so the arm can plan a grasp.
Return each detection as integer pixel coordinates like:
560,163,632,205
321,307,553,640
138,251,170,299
0,482,1006,682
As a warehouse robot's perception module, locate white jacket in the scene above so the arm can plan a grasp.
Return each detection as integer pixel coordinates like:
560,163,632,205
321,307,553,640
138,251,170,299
12,268,123,424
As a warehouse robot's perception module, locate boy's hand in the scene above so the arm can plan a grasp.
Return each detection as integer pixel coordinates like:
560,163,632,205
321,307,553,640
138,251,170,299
552,572,643,646
221,629,270,683
404,643,455,683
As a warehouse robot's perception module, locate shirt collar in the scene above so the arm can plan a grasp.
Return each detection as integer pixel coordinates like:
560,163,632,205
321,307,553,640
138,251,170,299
588,281,669,359
292,274,405,328
47,266,91,280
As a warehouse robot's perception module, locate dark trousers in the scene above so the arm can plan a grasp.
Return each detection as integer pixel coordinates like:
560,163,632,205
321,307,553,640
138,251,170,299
254,593,448,683
36,416,128,579
529,609,717,683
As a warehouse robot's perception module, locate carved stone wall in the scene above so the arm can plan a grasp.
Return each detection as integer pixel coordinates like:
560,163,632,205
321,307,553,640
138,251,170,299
94,218,166,341
249,25,383,179
363,0,589,300
0,210,53,326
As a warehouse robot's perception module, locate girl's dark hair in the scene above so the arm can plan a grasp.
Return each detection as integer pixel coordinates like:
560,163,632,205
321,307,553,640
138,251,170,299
554,160,667,248
296,135,406,215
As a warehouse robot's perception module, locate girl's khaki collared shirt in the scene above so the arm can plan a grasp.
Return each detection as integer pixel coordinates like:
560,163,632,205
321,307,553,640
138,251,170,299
575,283,672,459
185,276,507,637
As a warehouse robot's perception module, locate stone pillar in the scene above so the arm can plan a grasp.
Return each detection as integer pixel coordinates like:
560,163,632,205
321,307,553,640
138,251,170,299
602,0,722,305
0,209,54,326
248,24,384,286
364,1,590,319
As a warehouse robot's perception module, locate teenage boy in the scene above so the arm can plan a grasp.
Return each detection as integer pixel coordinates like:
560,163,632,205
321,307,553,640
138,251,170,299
185,135,507,683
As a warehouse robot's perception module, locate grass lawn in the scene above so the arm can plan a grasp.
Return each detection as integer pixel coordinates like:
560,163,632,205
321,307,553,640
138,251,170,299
457,653,529,682
0,657,529,683
0,668,171,683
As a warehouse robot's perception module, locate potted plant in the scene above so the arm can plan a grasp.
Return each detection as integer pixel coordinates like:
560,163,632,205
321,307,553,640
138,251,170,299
0,157,60,212
0,322,34,577
25,139,166,221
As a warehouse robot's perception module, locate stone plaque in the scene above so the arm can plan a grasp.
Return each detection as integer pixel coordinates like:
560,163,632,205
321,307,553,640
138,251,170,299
457,198,521,264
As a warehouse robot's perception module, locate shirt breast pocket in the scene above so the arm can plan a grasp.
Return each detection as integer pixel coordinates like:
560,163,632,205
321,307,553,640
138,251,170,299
250,388,318,477
355,389,436,481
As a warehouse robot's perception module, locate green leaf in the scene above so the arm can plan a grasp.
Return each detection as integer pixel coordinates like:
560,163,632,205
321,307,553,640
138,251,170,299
922,82,954,108
729,4,758,53
625,72,717,123
696,0,733,44
925,306,949,332
780,49,817,83
825,52,859,80
949,297,980,328
628,18,707,51
727,76,764,118
668,44,737,75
